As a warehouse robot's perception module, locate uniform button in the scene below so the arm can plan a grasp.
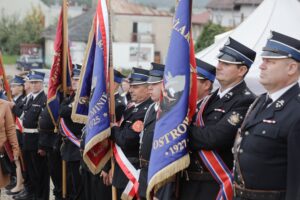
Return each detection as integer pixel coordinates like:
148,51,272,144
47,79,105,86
245,131,249,136
214,116,217,119
262,130,266,134
239,149,244,153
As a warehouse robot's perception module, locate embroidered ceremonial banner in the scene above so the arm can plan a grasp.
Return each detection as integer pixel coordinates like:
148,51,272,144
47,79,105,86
72,0,111,174
47,5,72,127
147,1,195,198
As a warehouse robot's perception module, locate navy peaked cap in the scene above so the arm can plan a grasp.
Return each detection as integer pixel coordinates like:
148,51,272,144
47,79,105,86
196,59,216,82
261,31,300,62
129,67,149,85
11,75,25,85
114,69,125,84
28,70,45,81
147,62,165,84
218,37,256,68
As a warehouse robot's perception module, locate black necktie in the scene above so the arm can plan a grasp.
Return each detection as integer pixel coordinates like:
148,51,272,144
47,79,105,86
261,96,273,111
27,96,34,106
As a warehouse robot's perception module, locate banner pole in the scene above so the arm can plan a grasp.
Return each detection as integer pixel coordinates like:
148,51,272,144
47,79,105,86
62,0,68,198
106,0,117,199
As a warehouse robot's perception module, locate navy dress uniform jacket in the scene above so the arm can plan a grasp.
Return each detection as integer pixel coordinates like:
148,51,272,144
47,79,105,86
38,108,60,151
22,91,47,151
111,98,153,189
138,103,157,198
235,83,300,200
188,81,256,199
59,94,84,162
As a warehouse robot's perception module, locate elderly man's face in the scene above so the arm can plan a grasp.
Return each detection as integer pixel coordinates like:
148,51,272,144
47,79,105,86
129,84,149,103
259,58,297,93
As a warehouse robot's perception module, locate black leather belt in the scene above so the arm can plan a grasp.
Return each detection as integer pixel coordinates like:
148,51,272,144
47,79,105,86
184,171,213,181
234,183,286,200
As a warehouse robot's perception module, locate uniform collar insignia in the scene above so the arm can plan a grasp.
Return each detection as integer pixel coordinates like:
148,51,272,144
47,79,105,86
275,100,284,108
244,90,251,95
225,92,233,99
133,107,139,112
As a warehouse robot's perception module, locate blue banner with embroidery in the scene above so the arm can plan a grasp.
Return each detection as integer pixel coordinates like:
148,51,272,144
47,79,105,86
146,0,193,198
71,0,111,174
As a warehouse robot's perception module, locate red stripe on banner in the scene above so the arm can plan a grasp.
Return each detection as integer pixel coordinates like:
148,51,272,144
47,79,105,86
96,1,109,82
188,33,197,121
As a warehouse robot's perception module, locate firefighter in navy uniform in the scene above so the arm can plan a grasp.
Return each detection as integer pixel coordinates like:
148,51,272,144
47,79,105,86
188,38,256,199
17,71,49,200
179,59,216,200
110,67,153,199
59,64,84,200
233,31,300,200
10,76,26,147
38,108,62,200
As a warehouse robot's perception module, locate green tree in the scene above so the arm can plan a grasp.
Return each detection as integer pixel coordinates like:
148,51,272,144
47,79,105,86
0,6,44,55
0,13,20,54
195,22,228,52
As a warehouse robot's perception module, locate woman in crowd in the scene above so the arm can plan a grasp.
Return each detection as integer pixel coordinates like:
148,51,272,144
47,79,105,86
0,99,20,189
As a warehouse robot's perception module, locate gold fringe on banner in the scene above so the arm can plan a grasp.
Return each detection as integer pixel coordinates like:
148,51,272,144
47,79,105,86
146,154,190,200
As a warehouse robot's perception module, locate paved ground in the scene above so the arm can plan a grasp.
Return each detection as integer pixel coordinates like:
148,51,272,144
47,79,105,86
0,188,13,200
0,182,54,200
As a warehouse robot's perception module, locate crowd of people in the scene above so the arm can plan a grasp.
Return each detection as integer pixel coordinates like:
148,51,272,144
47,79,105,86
0,30,299,200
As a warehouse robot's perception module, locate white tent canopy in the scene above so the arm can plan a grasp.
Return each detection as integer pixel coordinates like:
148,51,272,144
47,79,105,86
196,0,300,93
